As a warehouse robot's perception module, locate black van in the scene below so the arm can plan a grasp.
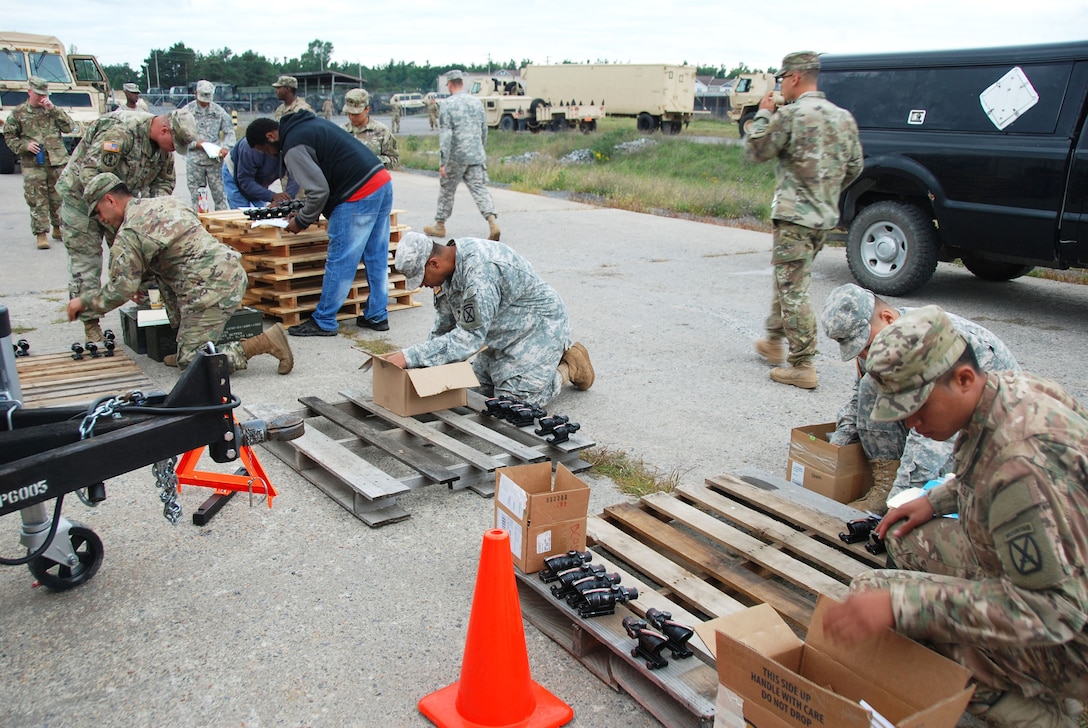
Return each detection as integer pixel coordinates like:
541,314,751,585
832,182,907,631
820,41,1088,295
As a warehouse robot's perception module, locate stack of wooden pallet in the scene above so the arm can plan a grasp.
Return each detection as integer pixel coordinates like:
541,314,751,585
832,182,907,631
14,348,157,409
198,209,420,327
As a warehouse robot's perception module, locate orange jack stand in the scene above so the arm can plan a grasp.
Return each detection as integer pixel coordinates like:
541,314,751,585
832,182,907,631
175,441,277,526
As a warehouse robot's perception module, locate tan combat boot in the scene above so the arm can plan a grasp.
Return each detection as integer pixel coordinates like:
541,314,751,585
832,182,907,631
84,320,104,342
36,233,49,249
51,226,63,241
240,323,294,374
422,221,446,238
486,214,501,241
976,690,1073,728
848,459,900,515
560,342,595,390
163,354,179,367
769,362,817,389
755,337,786,366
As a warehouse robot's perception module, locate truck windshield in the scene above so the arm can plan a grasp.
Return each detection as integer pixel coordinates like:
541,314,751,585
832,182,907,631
28,52,73,84
0,50,26,81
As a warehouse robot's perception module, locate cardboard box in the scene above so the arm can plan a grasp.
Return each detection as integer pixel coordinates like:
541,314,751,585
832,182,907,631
371,356,479,416
120,306,263,362
697,596,973,728
787,423,872,503
493,461,591,573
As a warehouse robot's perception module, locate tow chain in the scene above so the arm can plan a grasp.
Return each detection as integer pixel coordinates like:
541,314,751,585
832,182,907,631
152,457,182,525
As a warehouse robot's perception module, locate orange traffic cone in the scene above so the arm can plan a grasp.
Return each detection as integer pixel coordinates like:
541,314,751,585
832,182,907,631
418,528,573,727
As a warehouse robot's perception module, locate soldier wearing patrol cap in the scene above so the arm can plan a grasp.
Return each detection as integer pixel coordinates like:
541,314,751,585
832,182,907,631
182,80,235,211
342,88,399,169
122,83,149,112
3,75,74,250
748,50,863,390
55,108,198,342
272,75,313,120
822,305,1088,727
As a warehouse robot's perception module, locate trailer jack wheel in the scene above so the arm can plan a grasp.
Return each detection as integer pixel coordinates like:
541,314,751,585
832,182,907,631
28,522,103,591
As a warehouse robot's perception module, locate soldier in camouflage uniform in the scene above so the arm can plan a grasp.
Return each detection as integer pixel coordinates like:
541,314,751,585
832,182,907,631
55,108,198,342
390,98,402,133
66,173,293,375
272,76,313,120
423,70,500,242
182,80,234,211
3,76,74,250
426,94,439,130
821,283,1020,514
122,83,150,112
342,89,399,169
386,233,594,407
746,51,862,390
822,306,1088,727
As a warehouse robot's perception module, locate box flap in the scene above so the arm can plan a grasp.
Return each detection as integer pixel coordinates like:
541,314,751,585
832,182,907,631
404,361,479,397
697,604,803,661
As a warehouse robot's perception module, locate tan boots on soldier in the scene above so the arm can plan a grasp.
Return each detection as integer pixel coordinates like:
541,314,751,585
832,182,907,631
84,320,105,343
36,232,50,249
755,338,786,366
486,215,501,241
559,342,595,390
423,221,446,238
240,323,294,374
848,459,900,515
770,362,818,389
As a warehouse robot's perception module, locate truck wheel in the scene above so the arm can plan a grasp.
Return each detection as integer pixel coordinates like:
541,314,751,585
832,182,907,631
499,115,516,132
663,120,682,135
258,99,277,114
580,120,596,134
959,254,1034,282
738,111,757,138
0,137,16,174
846,200,940,296
636,112,655,134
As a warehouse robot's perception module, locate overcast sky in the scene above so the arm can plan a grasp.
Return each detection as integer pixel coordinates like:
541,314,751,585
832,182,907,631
10,0,1087,77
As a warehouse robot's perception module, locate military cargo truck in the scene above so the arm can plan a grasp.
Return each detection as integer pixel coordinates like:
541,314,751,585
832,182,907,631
728,73,782,137
521,64,694,134
469,77,604,133
0,32,112,173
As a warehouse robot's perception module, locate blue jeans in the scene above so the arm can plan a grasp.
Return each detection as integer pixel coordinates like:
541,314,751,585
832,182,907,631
312,180,393,330
221,165,264,209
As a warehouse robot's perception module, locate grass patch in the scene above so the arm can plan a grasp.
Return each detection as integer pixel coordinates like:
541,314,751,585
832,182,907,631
11,325,35,334
350,336,398,356
583,446,682,498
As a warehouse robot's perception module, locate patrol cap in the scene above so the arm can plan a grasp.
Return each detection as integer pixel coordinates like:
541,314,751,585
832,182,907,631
196,80,214,102
169,109,198,148
865,305,968,422
343,88,370,114
83,172,124,217
272,75,298,89
395,232,433,291
446,69,464,81
822,283,876,361
28,76,49,95
779,51,821,73
122,83,140,94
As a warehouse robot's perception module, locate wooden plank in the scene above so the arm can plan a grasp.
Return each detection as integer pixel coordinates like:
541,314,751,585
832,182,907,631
429,409,549,464
676,482,870,582
285,426,409,500
639,493,849,600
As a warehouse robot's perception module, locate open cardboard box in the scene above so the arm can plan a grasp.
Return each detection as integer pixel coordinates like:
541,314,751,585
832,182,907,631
695,596,973,728
494,461,591,573
788,423,873,503
371,356,479,416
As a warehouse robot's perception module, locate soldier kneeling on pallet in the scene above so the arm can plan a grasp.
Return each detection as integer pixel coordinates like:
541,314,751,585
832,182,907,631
66,172,294,375
384,232,593,408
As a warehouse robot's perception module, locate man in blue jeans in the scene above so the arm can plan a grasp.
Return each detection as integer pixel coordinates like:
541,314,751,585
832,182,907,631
247,114,393,335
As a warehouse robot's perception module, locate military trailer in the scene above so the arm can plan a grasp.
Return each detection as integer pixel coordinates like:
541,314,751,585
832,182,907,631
469,77,604,133
0,32,112,173
521,64,695,134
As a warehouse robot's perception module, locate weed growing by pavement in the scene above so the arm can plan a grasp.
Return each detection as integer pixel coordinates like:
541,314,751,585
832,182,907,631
350,336,397,356
583,446,682,498
11,325,34,334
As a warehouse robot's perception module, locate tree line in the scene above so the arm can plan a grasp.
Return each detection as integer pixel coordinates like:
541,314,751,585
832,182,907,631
102,39,770,94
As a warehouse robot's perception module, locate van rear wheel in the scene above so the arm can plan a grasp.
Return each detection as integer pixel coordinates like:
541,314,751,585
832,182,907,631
846,201,939,295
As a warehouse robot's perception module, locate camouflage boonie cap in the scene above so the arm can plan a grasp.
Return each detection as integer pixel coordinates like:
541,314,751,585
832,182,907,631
83,172,124,216
169,109,198,148
865,305,968,422
446,69,464,81
343,88,370,114
822,283,875,361
196,80,214,102
272,75,298,89
395,232,432,290
122,83,140,93
28,76,49,94
779,51,821,73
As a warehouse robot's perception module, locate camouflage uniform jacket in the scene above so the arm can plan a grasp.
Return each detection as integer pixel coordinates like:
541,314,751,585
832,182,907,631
274,97,314,120
56,111,174,203
438,91,487,167
3,102,74,166
402,238,572,378
79,197,243,316
896,372,1088,691
344,118,400,169
181,100,235,163
126,99,150,113
745,91,862,230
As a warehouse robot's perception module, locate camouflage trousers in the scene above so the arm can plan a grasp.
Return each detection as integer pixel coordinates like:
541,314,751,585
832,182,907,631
21,163,64,234
854,518,1088,702
764,221,824,365
59,197,112,321
160,268,248,372
471,346,565,409
428,109,438,130
186,159,227,211
435,162,496,222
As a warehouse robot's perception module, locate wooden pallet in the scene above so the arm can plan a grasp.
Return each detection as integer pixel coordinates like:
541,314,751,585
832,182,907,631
516,472,883,728
13,348,158,409
244,390,595,527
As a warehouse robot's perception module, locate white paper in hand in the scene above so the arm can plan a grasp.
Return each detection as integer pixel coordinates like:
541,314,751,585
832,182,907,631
202,142,222,159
